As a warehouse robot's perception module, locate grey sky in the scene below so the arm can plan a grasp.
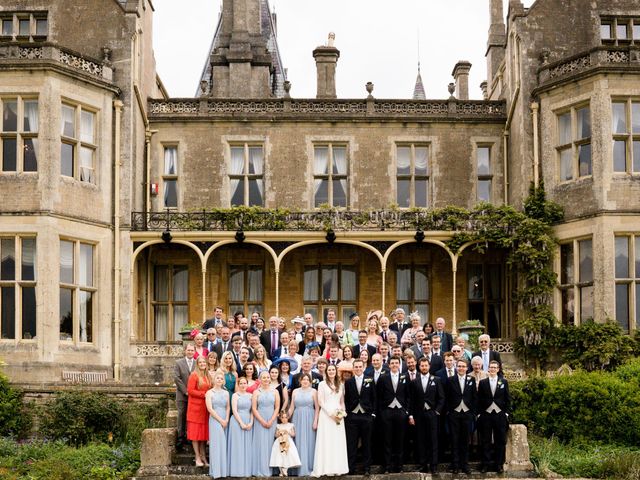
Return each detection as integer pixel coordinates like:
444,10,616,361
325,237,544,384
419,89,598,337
152,0,535,100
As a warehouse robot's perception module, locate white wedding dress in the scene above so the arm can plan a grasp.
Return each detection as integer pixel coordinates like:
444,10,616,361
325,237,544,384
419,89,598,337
311,381,349,477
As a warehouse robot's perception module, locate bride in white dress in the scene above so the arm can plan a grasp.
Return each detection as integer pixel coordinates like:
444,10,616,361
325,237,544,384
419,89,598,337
311,364,349,477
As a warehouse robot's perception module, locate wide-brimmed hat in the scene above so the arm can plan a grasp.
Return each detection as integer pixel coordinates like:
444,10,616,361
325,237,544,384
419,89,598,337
272,356,299,372
366,310,383,322
292,316,306,325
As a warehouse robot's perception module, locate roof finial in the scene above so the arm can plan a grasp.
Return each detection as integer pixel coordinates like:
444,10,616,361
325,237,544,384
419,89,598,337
417,27,421,73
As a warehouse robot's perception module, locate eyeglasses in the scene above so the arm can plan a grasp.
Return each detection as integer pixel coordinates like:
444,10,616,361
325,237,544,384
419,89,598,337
479,340,489,343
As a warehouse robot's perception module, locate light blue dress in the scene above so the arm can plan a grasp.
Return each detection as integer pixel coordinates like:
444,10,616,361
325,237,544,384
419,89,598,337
227,392,252,477
291,388,317,476
208,389,229,479
251,389,277,477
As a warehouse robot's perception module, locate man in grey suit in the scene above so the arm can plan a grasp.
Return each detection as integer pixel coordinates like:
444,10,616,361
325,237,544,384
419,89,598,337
174,343,195,450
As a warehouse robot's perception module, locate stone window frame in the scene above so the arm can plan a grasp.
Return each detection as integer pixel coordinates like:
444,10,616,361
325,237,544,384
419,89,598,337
558,237,594,326
303,263,357,323
1,96,38,174
395,143,430,209
475,143,494,203
59,238,96,344
0,235,37,342
151,263,189,342
467,262,505,339
162,144,179,209
312,142,350,209
395,263,430,324
60,101,98,184
600,16,640,45
614,234,640,333
227,264,264,321
611,98,640,175
0,12,48,42
555,103,592,183
227,142,265,207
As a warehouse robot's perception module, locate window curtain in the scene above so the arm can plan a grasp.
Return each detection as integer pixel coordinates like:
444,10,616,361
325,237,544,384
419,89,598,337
632,103,640,133
322,267,338,301
230,147,244,202
80,111,94,144
397,146,411,174
612,103,626,134
314,147,328,200
79,243,93,287
79,291,92,342
173,267,188,302
80,147,94,183
229,267,244,302
333,147,348,200
558,113,572,145
173,306,188,340
23,101,38,133
61,105,75,137
21,238,36,281
59,241,73,284
154,305,168,341
414,147,428,175
303,267,318,301
414,267,429,300
341,266,356,302
249,147,264,201
247,267,263,302
396,267,410,301
164,147,177,175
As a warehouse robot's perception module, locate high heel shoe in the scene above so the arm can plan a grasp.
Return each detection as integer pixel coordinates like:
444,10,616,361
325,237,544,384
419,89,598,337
195,460,204,467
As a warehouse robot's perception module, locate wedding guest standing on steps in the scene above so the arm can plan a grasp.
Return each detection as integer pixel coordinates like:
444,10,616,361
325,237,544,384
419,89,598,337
289,373,319,476
186,356,211,467
174,343,195,451
252,370,280,476
206,370,229,478
227,376,253,477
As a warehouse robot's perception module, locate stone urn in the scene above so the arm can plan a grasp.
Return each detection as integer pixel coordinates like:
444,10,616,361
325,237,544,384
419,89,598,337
457,320,485,351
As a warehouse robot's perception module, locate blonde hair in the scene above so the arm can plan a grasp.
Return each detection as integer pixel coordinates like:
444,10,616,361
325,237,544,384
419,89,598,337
220,351,236,374
194,356,210,388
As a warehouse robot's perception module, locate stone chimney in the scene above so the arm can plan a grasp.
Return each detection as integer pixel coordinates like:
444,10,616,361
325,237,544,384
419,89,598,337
452,61,472,100
486,0,506,93
313,33,340,99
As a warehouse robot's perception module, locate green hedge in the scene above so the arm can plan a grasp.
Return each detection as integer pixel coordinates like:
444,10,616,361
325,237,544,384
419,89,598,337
0,373,31,438
512,358,640,447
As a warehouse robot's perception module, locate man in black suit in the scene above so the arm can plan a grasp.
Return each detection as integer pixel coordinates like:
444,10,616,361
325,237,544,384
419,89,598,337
202,305,225,330
174,343,195,450
435,351,457,462
212,326,233,358
376,356,410,473
430,317,454,353
389,308,410,337
291,356,322,389
421,338,443,375
344,358,376,474
473,334,503,374
447,359,477,475
260,316,284,360
352,330,376,359
409,356,445,474
477,360,511,473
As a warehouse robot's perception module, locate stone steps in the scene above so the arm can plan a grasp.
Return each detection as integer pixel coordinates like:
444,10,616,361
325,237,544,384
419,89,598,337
133,471,541,480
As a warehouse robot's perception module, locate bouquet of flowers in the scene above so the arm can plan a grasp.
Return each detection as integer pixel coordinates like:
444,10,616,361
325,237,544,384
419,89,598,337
334,409,347,425
278,430,290,453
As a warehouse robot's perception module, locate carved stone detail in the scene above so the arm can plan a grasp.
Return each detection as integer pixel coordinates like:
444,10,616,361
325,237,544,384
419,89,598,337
607,50,630,63
149,101,199,114
59,50,103,76
548,54,591,79
492,341,515,353
134,343,183,357
374,101,449,115
18,47,43,59
208,100,285,114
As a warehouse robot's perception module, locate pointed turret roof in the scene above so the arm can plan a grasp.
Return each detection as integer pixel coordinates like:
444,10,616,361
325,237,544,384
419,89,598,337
196,0,286,97
412,64,426,100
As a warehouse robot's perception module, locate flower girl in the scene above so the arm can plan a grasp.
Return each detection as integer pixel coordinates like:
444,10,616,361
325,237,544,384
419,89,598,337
269,409,302,476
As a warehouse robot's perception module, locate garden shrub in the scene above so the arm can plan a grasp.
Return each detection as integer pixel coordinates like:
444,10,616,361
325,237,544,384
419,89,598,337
0,372,32,438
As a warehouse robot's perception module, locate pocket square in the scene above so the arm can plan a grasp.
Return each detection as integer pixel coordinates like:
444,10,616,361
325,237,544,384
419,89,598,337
499,384,505,389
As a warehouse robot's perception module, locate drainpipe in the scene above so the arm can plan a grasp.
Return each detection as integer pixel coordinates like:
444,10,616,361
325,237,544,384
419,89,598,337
113,99,124,382
531,102,540,188
145,129,158,214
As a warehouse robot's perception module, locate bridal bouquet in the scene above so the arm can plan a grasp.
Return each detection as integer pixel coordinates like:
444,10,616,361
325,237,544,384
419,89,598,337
334,409,347,425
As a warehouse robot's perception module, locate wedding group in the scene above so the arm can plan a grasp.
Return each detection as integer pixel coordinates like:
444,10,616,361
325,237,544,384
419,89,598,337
174,306,511,477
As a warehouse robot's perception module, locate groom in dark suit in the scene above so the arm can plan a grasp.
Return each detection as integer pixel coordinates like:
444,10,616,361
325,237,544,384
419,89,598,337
446,359,477,474
376,356,410,473
344,358,376,475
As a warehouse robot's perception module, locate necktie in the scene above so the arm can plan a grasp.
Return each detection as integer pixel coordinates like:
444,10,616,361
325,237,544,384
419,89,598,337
490,378,496,395
382,330,387,341
271,330,277,355
410,371,415,380
392,375,398,391
483,351,489,371
460,376,465,392
356,377,362,394
283,347,287,356
448,369,454,378
187,359,193,371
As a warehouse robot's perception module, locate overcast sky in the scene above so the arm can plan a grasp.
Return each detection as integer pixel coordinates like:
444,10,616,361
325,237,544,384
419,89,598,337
152,0,535,100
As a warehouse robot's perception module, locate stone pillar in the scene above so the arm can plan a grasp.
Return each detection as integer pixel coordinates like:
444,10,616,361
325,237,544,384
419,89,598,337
313,38,340,99
486,0,506,93
452,61,472,100
480,81,488,100
505,424,535,472
136,428,176,477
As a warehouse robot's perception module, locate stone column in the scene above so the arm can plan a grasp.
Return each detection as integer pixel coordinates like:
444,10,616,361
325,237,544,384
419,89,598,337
452,61,472,100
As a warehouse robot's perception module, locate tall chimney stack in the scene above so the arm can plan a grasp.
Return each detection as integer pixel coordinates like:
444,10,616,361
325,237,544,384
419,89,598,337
486,0,506,94
313,33,340,99
452,61,472,100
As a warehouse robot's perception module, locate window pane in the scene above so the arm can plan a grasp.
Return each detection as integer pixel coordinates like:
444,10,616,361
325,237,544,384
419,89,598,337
332,179,347,207
248,179,263,206
468,303,484,324
396,179,410,208
486,265,501,300
164,180,178,208
24,138,37,172
230,179,244,207
580,285,594,320
615,284,629,333
2,138,16,172
61,105,75,137
468,264,483,299
477,147,490,175
247,266,263,302
322,266,338,301
577,107,590,139
636,238,640,277
341,266,356,302
228,266,244,302
314,146,329,175
23,100,38,132
634,24,640,40
600,23,612,39
560,243,574,284
414,266,429,301
415,180,428,207
634,141,640,173
578,144,591,176
1,287,15,339
615,236,629,278
230,146,244,175
154,265,169,302
560,148,572,181
59,288,73,341
79,290,92,342
579,239,593,283
636,283,640,326
416,304,429,324
3,100,17,131
613,140,627,172
488,303,501,339
173,266,188,302
2,19,12,36
396,267,410,301
22,286,36,340
341,306,356,324
303,266,318,301
174,305,189,340
558,112,571,145
60,240,73,284
164,147,177,175
35,18,47,36
154,305,168,341
631,103,640,133
18,19,29,36
80,111,94,143
79,147,94,183
1,238,15,280
61,143,74,177
561,288,574,325
332,147,347,175
617,23,628,40
248,146,263,175
21,238,36,281
397,146,410,175
79,243,93,287
478,180,491,201
304,307,318,322
612,102,627,134
414,146,429,175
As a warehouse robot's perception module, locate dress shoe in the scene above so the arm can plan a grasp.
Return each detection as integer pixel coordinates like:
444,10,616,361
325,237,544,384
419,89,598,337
430,465,438,475
420,465,430,473
496,466,504,474
479,465,487,473
462,466,471,474
363,468,371,475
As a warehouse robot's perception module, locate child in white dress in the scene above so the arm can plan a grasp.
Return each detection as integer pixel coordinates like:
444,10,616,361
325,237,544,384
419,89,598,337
269,410,302,476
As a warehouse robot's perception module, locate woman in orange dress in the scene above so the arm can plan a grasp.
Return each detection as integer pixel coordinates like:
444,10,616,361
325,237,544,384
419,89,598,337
187,355,212,466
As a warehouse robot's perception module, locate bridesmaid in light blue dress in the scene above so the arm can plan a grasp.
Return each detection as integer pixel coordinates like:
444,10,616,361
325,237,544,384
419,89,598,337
289,373,319,476
227,376,253,477
206,370,230,479
251,370,280,477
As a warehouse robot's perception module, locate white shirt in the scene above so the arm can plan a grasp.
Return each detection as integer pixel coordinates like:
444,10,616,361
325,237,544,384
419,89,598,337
186,358,194,371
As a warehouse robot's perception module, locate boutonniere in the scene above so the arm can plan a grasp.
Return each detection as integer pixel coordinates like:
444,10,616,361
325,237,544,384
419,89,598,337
497,380,503,386
364,382,371,388
364,378,373,384
312,378,319,385
399,374,406,383
499,383,505,389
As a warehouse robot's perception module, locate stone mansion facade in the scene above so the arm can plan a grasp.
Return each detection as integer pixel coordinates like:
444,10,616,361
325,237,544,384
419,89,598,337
0,0,639,385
